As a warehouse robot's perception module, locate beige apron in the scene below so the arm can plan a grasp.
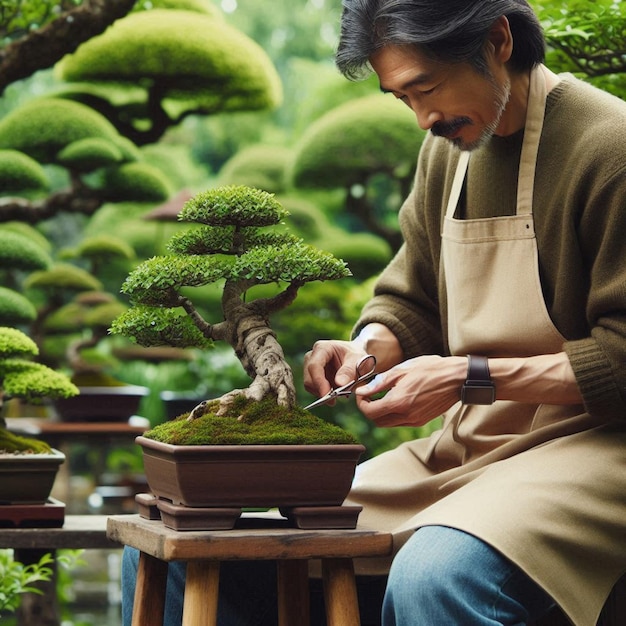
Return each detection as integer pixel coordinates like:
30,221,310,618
346,66,626,625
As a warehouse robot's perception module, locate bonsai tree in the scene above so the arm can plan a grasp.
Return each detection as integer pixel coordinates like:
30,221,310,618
0,327,78,452
0,226,78,449
110,185,352,422
290,93,425,252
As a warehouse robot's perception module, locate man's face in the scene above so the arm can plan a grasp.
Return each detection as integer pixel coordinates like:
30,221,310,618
370,45,511,151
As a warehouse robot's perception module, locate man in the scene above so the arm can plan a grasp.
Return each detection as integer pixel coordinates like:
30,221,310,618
123,1,626,624
303,0,626,624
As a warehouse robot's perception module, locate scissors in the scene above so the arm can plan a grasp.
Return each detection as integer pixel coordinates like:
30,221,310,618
304,354,377,410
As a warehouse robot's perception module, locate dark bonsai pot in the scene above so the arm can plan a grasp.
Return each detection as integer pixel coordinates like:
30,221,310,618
0,448,65,504
53,385,149,422
136,436,365,531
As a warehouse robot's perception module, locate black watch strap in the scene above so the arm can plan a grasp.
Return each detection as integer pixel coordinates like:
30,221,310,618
461,355,496,405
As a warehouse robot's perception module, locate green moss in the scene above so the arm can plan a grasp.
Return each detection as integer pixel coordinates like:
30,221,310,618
0,430,52,454
145,395,359,445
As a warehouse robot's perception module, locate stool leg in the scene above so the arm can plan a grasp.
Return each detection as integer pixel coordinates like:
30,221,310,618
182,561,220,626
322,558,360,626
277,559,310,626
133,552,168,626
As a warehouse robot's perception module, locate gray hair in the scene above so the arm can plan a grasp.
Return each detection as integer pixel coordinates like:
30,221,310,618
336,0,545,80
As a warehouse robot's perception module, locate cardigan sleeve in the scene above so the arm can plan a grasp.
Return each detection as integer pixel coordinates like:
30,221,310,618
353,135,450,359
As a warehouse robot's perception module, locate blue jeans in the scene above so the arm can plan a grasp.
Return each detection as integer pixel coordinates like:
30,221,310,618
121,526,555,625
383,526,555,625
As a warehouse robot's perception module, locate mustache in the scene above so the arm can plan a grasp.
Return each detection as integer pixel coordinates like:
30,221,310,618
431,117,472,138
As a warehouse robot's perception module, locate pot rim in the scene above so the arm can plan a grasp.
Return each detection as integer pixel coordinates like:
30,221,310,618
0,448,65,461
136,435,365,454
72,385,150,396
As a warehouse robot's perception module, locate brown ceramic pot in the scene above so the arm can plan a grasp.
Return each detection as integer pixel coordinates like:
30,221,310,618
136,436,366,530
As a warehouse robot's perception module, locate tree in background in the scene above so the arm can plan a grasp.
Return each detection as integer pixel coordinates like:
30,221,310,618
55,4,282,144
290,93,425,253
535,0,626,96
0,0,136,94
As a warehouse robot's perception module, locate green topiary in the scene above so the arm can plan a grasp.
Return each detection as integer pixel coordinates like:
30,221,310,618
218,145,292,194
0,229,51,272
110,185,352,437
57,137,124,172
0,150,48,194
102,162,172,202
56,10,282,117
25,263,102,292
0,287,37,326
0,98,122,164
0,328,78,452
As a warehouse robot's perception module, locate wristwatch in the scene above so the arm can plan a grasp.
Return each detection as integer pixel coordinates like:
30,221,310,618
461,355,496,405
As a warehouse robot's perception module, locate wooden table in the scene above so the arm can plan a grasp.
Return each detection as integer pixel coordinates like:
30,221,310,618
0,515,121,626
108,514,393,626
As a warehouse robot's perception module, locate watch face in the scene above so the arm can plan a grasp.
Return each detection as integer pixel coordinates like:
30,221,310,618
461,385,496,405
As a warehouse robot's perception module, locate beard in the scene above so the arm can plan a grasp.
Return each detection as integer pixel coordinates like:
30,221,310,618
431,74,511,152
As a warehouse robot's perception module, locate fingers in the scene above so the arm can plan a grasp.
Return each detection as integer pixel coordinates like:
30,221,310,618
303,340,367,397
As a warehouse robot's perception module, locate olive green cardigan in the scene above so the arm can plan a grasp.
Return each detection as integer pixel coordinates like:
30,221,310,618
355,74,626,421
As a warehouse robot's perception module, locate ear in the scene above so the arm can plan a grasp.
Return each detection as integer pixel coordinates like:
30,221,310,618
486,15,513,64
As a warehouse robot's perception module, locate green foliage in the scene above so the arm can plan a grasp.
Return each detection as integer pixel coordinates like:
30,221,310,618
112,186,351,367
101,162,172,202
133,0,222,16
169,226,302,256
1,359,78,401
535,1,625,79
25,262,102,292
232,243,350,283
120,255,232,304
70,235,135,263
57,137,124,172
0,222,51,253
218,144,292,193
0,229,51,272
291,93,422,189
56,10,283,115
0,327,38,359
0,98,121,163
0,149,48,193
180,185,288,227
0,550,54,615
145,395,358,445
323,232,392,281
140,143,208,189
0,287,37,325
0,327,78,417
110,306,212,349
274,195,334,241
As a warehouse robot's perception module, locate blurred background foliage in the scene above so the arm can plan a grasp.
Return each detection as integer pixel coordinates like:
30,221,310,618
0,0,624,459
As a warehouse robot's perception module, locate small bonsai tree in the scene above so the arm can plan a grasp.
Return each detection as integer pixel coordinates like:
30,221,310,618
110,185,352,423
0,327,78,452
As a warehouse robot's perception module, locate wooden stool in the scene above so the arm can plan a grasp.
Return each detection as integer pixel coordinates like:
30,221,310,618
107,514,392,626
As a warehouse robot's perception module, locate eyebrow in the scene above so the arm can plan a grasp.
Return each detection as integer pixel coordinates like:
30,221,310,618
379,73,434,94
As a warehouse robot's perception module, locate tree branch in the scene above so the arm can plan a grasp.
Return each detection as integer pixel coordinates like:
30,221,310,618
0,0,136,94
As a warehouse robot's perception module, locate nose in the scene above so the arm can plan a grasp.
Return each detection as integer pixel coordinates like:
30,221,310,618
408,99,443,131
415,108,444,131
